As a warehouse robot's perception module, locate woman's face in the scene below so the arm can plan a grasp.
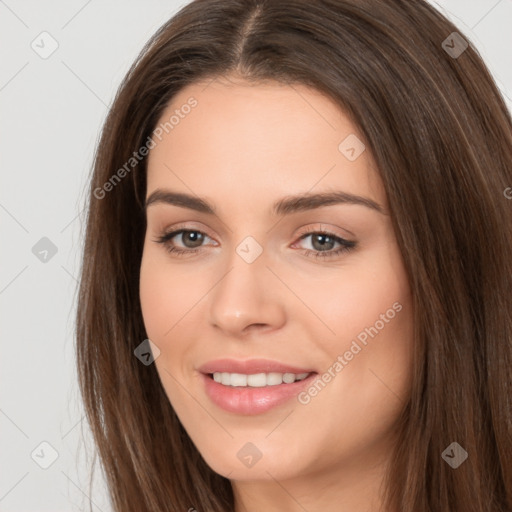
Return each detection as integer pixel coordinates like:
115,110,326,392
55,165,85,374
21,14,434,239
140,75,413,486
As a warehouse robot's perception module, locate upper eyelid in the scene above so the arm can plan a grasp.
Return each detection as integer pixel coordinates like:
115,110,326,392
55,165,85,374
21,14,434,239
159,219,352,234
150,210,357,238
161,223,216,241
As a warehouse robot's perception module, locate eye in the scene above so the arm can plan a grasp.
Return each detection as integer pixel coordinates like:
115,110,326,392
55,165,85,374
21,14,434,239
153,228,214,257
292,226,356,259
153,224,357,260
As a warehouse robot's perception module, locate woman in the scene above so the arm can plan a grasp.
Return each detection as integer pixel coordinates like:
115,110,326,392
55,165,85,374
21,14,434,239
76,0,512,510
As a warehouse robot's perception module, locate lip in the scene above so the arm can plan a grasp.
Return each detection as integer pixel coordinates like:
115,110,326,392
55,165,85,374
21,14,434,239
197,358,316,375
198,358,318,415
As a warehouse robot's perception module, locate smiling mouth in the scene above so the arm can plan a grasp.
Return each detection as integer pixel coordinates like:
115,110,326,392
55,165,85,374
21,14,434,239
207,371,314,387
201,369,319,415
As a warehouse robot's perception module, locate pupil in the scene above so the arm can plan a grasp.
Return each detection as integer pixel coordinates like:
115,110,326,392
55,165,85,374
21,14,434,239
185,231,203,248
313,234,334,251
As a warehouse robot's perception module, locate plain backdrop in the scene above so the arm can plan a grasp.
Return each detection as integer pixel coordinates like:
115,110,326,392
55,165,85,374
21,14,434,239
1,1,511,510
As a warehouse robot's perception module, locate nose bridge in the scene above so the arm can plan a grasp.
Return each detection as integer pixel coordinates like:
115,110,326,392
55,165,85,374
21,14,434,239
208,232,285,334
215,234,268,307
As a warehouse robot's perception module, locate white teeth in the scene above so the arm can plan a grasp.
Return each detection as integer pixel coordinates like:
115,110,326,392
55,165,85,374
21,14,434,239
230,373,247,386
266,372,283,386
211,371,310,387
283,373,296,384
247,373,267,387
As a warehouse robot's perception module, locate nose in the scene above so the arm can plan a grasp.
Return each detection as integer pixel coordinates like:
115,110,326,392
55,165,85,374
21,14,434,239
208,247,286,337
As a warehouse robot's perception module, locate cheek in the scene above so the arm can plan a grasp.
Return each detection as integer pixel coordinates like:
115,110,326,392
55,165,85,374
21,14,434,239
293,266,413,465
327,274,405,344
300,248,410,357
139,254,170,338
139,247,198,340
308,241,413,403
139,249,200,405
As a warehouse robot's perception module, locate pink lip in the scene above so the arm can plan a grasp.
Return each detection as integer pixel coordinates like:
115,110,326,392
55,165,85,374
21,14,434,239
197,358,315,375
197,358,317,415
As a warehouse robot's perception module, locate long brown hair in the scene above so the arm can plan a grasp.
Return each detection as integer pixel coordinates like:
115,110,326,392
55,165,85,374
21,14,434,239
76,0,512,510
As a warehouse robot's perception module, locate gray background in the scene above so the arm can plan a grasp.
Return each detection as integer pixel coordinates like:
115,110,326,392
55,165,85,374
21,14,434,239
1,1,511,510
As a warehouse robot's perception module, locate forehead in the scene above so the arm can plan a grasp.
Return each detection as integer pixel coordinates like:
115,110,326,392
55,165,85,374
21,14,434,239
146,76,385,211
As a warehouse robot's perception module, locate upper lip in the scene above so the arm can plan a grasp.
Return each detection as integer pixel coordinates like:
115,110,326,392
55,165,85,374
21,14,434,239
198,358,316,375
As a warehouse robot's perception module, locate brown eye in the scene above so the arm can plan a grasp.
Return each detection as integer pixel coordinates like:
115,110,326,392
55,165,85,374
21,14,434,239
175,230,205,248
154,229,213,257
308,233,337,251
294,230,356,260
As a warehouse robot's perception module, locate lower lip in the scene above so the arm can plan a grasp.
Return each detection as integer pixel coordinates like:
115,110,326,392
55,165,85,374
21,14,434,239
201,373,317,415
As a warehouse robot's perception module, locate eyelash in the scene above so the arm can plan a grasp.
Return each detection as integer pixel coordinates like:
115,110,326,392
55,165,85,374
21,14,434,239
152,225,356,260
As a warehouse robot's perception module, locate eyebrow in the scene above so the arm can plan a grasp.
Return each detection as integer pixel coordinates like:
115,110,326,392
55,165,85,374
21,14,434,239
144,189,384,215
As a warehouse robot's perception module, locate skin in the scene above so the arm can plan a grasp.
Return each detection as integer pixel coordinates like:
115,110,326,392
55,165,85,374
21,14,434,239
139,74,414,512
